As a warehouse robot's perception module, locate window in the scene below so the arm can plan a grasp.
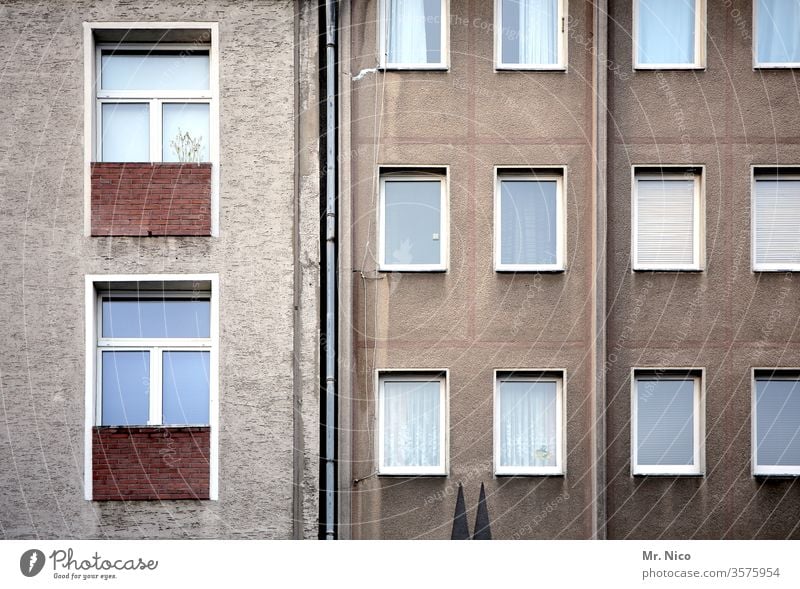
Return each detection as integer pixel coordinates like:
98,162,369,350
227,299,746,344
752,169,800,270
494,371,564,475
753,371,800,475
495,0,566,70
378,372,447,475
380,0,448,69
633,0,705,69
632,371,703,475
632,168,703,271
96,44,212,162
379,169,448,271
755,0,800,67
495,168,565,271
94,283,213,426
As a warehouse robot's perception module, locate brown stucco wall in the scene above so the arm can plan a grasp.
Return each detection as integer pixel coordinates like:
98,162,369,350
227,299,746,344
342,0,598,539
604,0,800,539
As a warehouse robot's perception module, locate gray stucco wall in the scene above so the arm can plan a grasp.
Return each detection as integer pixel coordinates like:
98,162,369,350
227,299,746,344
0,0,319,539
605,0,800,539
341,0,598,539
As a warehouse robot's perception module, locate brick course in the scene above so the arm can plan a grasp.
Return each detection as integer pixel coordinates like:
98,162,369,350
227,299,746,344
91,163,212,236
92,426,210,500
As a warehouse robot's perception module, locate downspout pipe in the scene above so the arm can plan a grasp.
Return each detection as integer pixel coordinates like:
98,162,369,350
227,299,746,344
324,0,338,541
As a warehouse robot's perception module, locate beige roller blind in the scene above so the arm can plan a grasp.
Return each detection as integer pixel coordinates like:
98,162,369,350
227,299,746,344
754,178,800,267
635,176,697,268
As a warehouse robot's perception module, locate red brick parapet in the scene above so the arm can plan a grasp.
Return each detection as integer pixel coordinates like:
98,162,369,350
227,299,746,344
91,163,212,237
92,426,210,501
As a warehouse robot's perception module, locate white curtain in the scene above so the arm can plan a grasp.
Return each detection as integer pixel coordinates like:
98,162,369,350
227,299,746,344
519,0,557,65
637,0,695,64
758,0,800,63
388,0,428,64
499,380,557,468
383,380,440,467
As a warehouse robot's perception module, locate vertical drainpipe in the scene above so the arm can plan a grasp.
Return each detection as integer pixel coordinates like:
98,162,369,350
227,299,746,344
324,0,338,541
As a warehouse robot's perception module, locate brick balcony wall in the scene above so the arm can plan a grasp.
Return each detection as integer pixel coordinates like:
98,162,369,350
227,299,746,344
92,426,210,501
91,163,212,237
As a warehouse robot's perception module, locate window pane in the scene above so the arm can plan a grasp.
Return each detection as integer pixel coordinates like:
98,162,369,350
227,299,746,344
162,103,210,162
501,0,559,66
756,378,800,466
101,103,149,162
101,351,150,425
754,179,800,266
637,379,695,466
102,299,211,338
636,0,696,65
101,51,210,91
162,351,210,425
636,178,695,266
384,179,442,266
499,379,558,467
383,380,440,467
757,0,800,64
500,179,558,265
387,0,442,64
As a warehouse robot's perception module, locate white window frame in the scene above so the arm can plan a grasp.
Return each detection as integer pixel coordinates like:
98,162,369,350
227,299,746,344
84,273,220,501
95,43,213,163
83,22,220,237
751,167,800,271
752,369,800,476
376,370,448,476
631,369,705,476
631,166,704,271
378,168,449,272
378,0,450,70
493,0,568,71
493,369,566,476
494,166,566,272
632,0,706,70
753,0,800,68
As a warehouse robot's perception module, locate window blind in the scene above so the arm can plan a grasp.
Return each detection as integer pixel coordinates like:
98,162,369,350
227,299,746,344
754,178,800,266
635,177,696,267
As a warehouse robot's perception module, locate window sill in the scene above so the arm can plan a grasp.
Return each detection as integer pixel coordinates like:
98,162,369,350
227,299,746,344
632,267,704,273
494,471,565,477
632,472,705,477
633,65,706,71
495,65,567,72
754,64,800,69
753,267,800,272
378,266,447,273
753,472,800,478
495,267,566,274
380,65,449,72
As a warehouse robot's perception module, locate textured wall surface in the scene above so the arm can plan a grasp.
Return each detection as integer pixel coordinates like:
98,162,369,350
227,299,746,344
93,427,210,501
605,0,800,539
0,0,320,539
341,0,598,539
91,163,212,236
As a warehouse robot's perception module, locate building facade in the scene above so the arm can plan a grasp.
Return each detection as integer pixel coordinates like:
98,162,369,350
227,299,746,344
2,0,800,541
0,0,320,539
337,0,800,540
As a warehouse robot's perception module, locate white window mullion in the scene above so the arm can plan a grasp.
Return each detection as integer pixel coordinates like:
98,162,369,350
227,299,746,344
150,348,163,426
150,98,161,162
